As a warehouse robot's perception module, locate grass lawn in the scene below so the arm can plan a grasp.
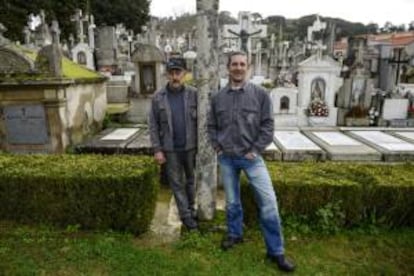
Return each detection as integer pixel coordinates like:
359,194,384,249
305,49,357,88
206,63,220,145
0,218,413,276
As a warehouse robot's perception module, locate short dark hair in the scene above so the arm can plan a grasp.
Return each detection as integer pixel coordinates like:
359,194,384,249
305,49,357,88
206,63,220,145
226,51,248,67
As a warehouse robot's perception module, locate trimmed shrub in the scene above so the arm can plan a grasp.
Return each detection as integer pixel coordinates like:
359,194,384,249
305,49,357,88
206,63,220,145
0,154,159,235
241,162,414,228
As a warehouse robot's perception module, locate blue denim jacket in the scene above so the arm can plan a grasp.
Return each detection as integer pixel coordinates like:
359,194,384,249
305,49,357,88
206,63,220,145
148,85,197,153
208,82,274,156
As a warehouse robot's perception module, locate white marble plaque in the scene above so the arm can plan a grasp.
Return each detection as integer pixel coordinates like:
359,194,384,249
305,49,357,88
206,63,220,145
313,131,362,146
395,132,414,141
101,128,139,141
274,131,320,150
382,99,409,120
351,131,414,151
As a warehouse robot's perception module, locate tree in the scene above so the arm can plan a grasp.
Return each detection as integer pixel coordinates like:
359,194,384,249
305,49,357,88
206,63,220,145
0,0,36,41
0,0,149,42
251,12,263,24
91,0,150,34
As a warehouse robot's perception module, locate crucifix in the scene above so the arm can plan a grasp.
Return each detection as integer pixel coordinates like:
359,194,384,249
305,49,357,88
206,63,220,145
389,48,409,85
225,12,266,55
227,28,262,54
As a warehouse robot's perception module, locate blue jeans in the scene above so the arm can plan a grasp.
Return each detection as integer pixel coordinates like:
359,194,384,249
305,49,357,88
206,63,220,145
218,154,284,256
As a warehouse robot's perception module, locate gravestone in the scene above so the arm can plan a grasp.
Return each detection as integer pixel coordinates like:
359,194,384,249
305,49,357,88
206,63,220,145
382,99,409,120
128,43,165,123
273,130,325,161
271,87,299,127
336,37,374,126
4,105,49,145
303,130,381,161
96,26,118,74
71,10,95,70
297,54,343,127
347,130,414,161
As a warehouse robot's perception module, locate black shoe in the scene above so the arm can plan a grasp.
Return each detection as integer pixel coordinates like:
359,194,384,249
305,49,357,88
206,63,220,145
221,236,243,250
182,217,198,231
267,254,295,272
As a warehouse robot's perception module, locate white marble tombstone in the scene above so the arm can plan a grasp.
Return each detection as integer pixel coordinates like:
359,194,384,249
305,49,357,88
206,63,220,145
297,54,343,126
382,99,409,120
71,43,95,70
271,87,299,127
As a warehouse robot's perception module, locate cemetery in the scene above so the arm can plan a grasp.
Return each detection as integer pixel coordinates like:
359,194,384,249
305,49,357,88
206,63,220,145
0,0,413,274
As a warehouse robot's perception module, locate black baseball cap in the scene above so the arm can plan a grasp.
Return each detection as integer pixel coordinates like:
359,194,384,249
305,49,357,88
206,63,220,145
166,57,186,71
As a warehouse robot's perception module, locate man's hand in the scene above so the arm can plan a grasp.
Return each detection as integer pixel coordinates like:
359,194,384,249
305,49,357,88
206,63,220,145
154,151,166,165
245,152,257,160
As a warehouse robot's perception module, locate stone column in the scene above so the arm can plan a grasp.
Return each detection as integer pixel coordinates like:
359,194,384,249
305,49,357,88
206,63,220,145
195,0,219,220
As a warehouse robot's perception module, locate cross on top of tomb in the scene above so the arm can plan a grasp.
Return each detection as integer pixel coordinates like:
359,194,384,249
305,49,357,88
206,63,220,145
307,15,327,59
71,9,89,43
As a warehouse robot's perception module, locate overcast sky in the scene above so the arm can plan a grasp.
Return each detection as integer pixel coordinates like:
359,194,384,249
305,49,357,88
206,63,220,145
150,0,414,27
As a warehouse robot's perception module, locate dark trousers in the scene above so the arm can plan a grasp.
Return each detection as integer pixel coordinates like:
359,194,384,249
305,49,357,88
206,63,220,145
165,149,196,221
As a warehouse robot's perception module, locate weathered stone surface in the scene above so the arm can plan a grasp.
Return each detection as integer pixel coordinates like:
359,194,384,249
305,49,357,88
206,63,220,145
195,0,219,220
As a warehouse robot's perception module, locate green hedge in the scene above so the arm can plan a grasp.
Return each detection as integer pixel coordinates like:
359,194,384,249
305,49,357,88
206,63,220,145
0,154,159,235
241,162,414,227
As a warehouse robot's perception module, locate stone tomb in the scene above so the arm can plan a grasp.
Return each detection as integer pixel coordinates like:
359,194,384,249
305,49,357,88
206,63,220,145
271,87,299,127
346,130,414,161
262,142,282,161
302,130,381,161
77,126,153,155
297,54,343,127
0,40,106,153
76,127,141,154
128,43,165,123
382,99,410,127
387,131,414,144
273,130,325,161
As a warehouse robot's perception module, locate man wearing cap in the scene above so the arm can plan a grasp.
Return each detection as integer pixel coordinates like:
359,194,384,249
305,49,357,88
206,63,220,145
148,57,198,230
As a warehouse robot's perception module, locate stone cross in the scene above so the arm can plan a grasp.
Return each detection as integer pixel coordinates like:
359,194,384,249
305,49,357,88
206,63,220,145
195,0,219,220
71,9,88,43
307,15,327,59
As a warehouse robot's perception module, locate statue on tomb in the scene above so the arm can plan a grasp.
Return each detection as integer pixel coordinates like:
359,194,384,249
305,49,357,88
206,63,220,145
228,28,262,53
308,78,329,117
311,78,325,102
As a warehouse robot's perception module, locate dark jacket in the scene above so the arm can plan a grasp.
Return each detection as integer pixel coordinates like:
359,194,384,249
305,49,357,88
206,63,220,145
207,82,274,156
148,85,197,152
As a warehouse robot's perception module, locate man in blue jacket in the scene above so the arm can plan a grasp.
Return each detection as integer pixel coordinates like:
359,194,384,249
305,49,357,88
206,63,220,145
148,57,198,230
208,51,295,272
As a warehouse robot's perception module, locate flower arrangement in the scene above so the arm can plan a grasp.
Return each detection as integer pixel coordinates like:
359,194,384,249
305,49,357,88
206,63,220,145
308,99,329,117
